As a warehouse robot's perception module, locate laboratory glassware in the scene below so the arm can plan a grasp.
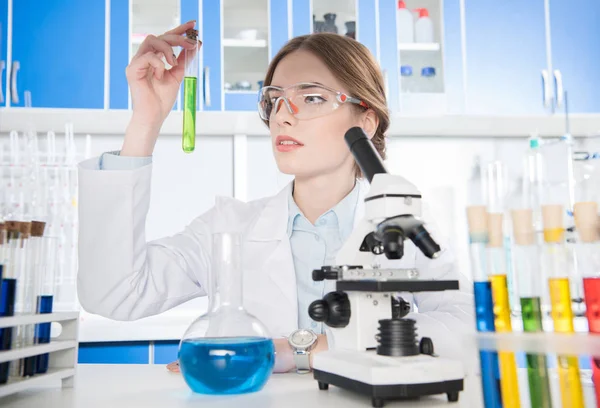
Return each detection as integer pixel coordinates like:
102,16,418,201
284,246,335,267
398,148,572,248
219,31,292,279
541,204,584,408
182,28,199,153
485,162,520,408
0,222,21,383
573,201,600,406
466,166,502,408
178,232,275,395
510,208,553,408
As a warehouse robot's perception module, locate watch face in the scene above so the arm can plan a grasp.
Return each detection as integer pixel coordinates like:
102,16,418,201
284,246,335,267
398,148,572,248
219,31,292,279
291,329,316,347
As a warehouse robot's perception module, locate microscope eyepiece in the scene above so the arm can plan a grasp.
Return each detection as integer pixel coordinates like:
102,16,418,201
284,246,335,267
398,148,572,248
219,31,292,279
344,127,387,183
407,225,442,259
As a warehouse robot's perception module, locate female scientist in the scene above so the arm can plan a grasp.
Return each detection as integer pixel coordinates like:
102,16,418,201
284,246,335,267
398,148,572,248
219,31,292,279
77,21,474,373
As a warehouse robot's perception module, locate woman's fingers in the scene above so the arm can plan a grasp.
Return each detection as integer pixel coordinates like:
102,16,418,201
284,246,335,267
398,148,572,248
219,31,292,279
165,20,196,35
166,361,180,373
135,35,177,66
126,51,166,81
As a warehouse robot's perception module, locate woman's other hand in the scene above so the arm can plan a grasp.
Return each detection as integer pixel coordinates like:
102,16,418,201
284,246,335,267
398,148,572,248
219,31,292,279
166,360,180,373
123,20,201,157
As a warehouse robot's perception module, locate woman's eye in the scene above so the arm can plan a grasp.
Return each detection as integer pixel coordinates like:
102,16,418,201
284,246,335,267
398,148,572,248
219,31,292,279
304,95,326,104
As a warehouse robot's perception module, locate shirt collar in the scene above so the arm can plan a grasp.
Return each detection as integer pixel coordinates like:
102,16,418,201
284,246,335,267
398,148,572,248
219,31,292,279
286,180,361,241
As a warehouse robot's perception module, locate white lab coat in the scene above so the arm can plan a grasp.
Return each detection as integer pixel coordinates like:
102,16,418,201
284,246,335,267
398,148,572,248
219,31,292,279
77,158,475,358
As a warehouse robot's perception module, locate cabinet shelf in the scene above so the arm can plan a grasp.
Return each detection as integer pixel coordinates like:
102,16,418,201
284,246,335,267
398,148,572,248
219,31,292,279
223,38,267,48
398,43,441,51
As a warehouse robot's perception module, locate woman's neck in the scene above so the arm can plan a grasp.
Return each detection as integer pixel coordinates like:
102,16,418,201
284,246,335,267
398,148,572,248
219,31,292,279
293,172,356,225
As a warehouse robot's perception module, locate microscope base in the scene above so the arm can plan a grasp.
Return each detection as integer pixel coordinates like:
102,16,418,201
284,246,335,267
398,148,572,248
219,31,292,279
312,350,464,407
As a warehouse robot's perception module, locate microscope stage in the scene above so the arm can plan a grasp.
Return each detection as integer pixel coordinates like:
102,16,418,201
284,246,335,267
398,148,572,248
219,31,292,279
312,350,464,406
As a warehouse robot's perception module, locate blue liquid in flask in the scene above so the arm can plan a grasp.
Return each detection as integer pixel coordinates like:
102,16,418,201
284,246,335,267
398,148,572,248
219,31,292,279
179,336,275,395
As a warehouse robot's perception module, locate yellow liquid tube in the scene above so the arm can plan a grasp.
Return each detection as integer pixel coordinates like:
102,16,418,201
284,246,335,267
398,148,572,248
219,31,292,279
549,277,584,408
490,274,520,408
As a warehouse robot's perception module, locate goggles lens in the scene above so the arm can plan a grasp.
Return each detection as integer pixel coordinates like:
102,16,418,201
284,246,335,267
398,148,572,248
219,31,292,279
258,83,367,121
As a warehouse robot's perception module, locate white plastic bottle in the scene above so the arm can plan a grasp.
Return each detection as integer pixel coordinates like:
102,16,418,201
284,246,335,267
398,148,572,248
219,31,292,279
396,1,414,43
414,8,434,43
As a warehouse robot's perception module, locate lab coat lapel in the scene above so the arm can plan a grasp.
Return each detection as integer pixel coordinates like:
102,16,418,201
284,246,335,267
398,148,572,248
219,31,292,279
245,182,298,320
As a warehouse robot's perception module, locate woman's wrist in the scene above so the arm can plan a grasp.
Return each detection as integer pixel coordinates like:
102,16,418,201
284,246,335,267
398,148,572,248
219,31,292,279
272,334,329,373
122,116,161,157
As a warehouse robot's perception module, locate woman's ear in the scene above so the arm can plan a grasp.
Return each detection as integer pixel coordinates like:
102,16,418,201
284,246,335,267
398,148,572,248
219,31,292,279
361,109,379,139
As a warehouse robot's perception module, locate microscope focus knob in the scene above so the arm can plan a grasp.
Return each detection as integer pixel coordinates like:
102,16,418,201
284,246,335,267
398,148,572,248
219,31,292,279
308,291,351,328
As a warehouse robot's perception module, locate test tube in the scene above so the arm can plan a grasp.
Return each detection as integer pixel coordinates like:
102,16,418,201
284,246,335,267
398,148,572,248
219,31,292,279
541,204,584,408
485,162,520,408
35,232,57,374
466,205,503,408
573,201,600,405
12,222,37,378
511,208,553,408
182,28,199,153
0,222,20,383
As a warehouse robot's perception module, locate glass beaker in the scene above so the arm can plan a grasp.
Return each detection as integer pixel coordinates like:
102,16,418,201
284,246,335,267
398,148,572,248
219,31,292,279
178,232,275,395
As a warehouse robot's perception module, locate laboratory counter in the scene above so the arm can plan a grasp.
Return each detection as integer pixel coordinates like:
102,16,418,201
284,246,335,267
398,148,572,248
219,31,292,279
0,364,485,408
1,364,597,407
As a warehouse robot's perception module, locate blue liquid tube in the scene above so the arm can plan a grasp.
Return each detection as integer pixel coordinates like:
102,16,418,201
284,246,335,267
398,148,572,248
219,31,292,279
0,222,21,383
467,205,503,408
34,228,57,374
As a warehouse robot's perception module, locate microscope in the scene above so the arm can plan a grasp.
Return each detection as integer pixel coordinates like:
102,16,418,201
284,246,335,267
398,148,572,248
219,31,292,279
308,128,464,407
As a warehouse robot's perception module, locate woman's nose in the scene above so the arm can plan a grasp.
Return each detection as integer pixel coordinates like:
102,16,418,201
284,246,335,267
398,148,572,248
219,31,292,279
273,97,298,126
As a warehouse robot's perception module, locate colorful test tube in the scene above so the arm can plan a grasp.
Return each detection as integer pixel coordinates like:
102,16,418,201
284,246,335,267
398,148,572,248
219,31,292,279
467,205,503,408
541,204,584,408
511,208,553,408
573,201,600,406
487,212,520,408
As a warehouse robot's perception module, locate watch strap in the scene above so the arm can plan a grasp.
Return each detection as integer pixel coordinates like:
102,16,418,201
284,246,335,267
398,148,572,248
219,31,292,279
293,349,311,374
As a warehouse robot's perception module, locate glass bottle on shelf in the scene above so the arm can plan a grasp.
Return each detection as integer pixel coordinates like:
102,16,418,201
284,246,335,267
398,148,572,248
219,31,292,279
178,232,275,395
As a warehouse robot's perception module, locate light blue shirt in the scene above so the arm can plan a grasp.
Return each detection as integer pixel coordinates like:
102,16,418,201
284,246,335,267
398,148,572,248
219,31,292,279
100,152,360,334
287,182,360,333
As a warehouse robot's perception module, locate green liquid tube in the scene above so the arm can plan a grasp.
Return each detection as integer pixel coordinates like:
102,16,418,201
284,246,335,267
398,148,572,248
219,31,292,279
511,209,553,408
182,28,199,154
183,76,196,153
521,296,553,408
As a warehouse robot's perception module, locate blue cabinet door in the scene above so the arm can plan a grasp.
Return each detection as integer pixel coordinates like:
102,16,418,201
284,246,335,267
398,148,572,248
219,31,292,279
270,0,290,60
0,0,7,107
181,0,201,111
464,0,548,115
549,0,600,114
11,0,106,108
202,0,222,111
357,0,377,59
110,0,130,110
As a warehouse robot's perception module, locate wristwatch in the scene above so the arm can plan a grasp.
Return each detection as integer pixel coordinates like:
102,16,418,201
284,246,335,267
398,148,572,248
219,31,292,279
288,329,318,374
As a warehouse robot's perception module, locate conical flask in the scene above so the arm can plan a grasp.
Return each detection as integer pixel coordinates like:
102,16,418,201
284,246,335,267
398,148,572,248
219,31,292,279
178,232,275,394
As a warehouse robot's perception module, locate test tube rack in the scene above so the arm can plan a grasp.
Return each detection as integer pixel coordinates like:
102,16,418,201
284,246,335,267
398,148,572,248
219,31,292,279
0,311,79,399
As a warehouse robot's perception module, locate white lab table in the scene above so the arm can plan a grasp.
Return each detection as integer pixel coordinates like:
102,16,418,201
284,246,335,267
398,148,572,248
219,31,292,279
0,364,482,408
0,364,597,408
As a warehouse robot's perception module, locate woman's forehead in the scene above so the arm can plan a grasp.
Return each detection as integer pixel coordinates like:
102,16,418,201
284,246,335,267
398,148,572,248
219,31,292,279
270,50,343,91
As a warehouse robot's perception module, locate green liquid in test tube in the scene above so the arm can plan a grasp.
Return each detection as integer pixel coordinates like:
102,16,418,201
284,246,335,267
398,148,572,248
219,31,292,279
183,28,199,153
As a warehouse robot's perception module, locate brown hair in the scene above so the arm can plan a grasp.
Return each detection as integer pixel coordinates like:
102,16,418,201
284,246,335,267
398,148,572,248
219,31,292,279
262,33,389,178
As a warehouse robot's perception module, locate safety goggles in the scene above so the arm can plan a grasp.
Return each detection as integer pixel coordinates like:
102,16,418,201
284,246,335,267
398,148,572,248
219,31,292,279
258,82,369,121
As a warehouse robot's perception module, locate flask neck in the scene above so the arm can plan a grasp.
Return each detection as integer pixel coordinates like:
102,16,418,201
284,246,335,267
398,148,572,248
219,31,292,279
208,233,245,312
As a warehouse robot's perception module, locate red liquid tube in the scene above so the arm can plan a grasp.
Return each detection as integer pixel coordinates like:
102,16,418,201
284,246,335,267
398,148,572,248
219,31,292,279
573,201,600,406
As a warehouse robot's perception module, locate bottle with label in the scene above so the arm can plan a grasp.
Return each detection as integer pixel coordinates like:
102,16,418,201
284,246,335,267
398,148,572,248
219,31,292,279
414,8,434,43
396,1,414,43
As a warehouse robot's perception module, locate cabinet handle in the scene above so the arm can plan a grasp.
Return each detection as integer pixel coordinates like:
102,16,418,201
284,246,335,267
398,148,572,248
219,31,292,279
541,69,552,109
204,66,211,107
10,61,20,104
554,69,564,109
0,60,5,103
